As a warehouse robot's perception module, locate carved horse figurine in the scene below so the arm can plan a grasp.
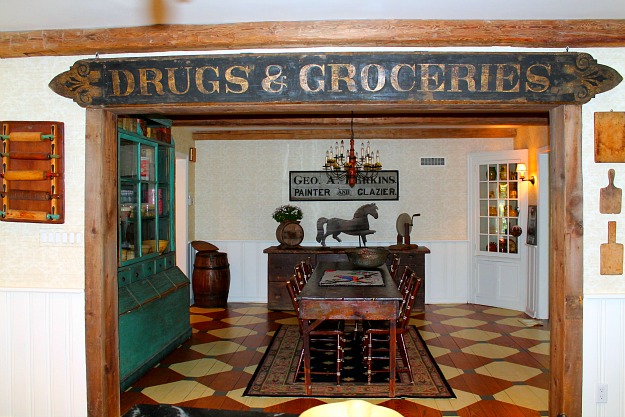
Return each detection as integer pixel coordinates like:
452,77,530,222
316,203,379,247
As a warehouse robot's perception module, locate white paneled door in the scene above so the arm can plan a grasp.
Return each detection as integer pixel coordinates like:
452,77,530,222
468,150,529,312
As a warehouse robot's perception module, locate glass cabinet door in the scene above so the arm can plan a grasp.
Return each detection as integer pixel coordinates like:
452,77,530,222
119,137,140,260
118,126,174,265
478,162,520,255
156,144,172,249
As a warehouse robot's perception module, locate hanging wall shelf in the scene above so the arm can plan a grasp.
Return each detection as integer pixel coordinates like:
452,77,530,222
0,121,65,223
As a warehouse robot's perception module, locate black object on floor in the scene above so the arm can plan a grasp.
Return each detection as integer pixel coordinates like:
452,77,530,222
122,404,300,417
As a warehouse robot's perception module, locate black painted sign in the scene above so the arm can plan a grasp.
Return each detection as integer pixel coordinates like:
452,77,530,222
49,52,621,107
290,171,399,201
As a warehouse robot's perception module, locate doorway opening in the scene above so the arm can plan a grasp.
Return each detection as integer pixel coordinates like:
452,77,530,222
84,105,582,417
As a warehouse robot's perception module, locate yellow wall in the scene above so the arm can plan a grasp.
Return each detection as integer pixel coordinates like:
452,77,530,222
581,49,625,294
0,56,87,289
514,125,549,206
1,48,624,295
192,137,514,243
172,127,197,241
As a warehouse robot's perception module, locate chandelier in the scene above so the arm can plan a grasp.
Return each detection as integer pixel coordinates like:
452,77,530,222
323,115,382,187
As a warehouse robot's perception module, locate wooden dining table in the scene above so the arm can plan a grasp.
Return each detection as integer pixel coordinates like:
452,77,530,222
297,260,403,397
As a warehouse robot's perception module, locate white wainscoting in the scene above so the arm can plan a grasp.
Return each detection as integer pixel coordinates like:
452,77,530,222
190,240,469,305
0,288,87,417
525,244,538,318
189,240,275,304
583,295,625,417
422,240,470,304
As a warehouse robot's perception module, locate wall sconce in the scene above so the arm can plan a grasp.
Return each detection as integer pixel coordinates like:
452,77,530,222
516,163,534,184
188,147,196,162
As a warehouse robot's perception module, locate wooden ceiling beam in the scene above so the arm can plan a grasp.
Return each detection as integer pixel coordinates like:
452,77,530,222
2,19,624,58
175,114,548,128
192,127,517,140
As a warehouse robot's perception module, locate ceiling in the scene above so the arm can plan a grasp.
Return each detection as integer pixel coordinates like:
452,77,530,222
170,112,549,141
2,0,625,32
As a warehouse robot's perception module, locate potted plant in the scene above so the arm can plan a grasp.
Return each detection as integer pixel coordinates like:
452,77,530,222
272,204,304,248
272,204,303,223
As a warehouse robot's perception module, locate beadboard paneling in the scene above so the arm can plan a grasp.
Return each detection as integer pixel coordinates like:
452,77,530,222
422,240,469,304
0,288,87,417
191,240,468,304
583,295,625,417
526,244,538,318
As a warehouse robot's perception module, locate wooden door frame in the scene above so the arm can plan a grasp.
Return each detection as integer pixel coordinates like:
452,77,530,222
548,105,583,415
84,104,582,417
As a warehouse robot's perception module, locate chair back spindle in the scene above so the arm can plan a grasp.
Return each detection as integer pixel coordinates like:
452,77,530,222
398,274,422,330
397,266,414,294
389,254,400,282
294,265,307,292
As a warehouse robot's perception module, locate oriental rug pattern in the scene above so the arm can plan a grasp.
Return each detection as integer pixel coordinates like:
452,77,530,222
244,324,454,398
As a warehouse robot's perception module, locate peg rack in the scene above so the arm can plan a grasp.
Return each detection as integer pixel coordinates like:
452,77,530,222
1,121,65,223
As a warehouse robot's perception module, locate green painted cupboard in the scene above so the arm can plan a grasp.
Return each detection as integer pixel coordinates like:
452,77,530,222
117,117,191,390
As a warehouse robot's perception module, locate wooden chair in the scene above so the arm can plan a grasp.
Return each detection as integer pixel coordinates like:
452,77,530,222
397,266,414,294
294,265,307,292
353,258,402,341
301,257,314,280
362,272,422,384
294,257,314,290
389,254,400,283
286,278,345,385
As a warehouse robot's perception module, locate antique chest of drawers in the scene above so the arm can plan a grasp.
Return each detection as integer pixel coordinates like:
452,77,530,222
263,246,429,311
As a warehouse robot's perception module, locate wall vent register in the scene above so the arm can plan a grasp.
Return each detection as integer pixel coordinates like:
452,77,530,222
420,157,445,166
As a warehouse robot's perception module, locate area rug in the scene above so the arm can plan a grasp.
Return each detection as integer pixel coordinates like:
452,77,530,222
244,325,454,398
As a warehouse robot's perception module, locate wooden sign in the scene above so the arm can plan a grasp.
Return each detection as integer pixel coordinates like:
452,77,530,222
289,171,399,201
49,52,621,107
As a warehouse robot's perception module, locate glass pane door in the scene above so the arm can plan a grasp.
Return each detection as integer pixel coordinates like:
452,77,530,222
478,162,520,255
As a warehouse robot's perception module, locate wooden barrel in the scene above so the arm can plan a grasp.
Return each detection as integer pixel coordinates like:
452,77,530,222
192,251,230,308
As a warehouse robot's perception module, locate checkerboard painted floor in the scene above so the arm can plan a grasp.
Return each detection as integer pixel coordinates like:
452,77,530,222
121,303,549,417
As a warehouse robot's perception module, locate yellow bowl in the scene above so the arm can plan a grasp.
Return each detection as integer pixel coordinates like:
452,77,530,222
143,239,168,254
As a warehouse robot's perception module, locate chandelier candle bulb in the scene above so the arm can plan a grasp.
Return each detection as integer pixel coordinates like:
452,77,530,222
322,113,383,186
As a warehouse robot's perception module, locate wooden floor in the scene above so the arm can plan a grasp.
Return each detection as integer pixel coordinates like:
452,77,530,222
121,303,550,417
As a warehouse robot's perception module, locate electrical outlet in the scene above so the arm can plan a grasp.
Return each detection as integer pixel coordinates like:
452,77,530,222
597,383,608,403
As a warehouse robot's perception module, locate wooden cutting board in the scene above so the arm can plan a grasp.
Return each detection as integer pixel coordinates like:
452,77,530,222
600,221,623,275
595,112,625,162
600,169,622,214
